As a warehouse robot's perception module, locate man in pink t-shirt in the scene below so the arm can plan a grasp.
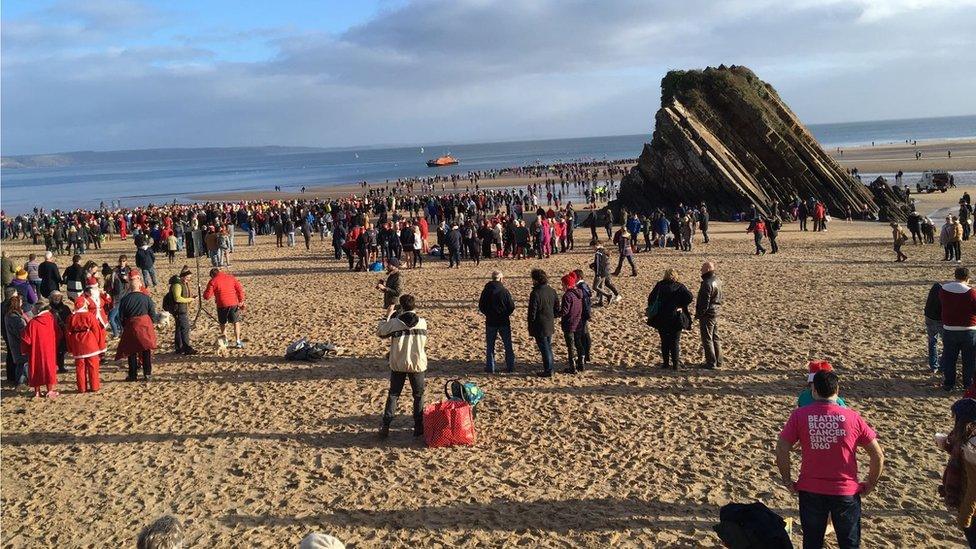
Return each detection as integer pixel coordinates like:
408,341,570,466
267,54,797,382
776,371,885,549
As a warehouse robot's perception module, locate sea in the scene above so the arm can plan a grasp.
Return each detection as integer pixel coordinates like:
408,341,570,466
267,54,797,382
1,114,974,214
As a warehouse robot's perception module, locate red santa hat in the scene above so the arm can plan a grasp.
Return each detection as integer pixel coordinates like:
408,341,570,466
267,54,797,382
807,360,833,383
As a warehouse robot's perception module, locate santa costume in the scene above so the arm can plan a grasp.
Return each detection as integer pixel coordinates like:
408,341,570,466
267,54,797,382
82,277,111,331
65,297,107,393
20,305,62,398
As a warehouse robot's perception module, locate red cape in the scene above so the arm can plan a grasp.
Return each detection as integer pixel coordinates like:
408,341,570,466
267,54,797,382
21,311,61,388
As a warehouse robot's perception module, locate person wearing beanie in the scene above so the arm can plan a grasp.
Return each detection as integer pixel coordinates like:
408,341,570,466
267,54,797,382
377,294,428,439
797,361,847,408
938,398,976,544
777,370,884,549
169,266,197,355
696,262,724,370
299,532,345,549
557,272,584,374
375,257,402,312
9,269,38,309
65,296,107,393
115,273,159,382
572,268,593,368
20,297,61,398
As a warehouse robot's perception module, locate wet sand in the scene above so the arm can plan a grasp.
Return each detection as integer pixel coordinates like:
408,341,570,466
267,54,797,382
830,138,976,174
1,186,973,546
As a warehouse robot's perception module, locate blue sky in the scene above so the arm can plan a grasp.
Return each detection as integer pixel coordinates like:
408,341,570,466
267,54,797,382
2,0,974,155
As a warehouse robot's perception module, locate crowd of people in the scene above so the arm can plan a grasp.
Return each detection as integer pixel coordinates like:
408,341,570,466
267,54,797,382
6,178,974,547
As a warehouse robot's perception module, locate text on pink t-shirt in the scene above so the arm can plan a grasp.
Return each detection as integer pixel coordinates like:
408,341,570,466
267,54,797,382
779,401,877,496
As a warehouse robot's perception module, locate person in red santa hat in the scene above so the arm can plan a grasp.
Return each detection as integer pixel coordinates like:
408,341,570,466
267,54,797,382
66,296,107,393
20,298,62,398
115,269,158,382
82,277,111,333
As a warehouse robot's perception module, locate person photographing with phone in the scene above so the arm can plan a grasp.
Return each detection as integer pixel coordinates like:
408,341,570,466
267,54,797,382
377,294,428,439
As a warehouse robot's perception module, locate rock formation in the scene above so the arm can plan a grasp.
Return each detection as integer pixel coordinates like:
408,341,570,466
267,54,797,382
617,65,907,221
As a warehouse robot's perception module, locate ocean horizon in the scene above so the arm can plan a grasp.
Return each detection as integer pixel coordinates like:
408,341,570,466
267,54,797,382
1,114,974,214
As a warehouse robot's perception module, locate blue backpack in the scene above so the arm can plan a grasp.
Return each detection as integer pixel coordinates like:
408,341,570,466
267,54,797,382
445,380,485,415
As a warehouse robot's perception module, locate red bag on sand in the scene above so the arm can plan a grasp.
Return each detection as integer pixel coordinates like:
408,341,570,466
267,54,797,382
423,400,476,448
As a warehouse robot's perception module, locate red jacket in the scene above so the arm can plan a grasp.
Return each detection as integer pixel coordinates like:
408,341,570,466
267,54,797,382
65,310,107,359
203,272,245,308
940,281,976,330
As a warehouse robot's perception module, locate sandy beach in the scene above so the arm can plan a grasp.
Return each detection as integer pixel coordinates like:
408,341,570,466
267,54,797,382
2,186,974,547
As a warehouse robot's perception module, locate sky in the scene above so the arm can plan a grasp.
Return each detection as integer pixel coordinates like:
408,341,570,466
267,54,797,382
1,0,974,155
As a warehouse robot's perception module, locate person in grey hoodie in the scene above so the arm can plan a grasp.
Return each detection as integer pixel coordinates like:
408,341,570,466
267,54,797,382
377,294,428,438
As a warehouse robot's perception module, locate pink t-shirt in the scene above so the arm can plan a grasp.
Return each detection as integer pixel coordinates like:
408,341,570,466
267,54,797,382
779,401,877,496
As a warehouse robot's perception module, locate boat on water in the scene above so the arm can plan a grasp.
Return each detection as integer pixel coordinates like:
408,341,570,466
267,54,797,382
426,154,459,167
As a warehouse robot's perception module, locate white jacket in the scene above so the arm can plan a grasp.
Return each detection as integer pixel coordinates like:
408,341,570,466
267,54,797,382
377,312,428,373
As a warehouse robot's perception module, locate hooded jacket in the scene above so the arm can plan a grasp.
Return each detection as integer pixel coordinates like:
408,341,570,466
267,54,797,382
377,311,428,373
559,287,584,333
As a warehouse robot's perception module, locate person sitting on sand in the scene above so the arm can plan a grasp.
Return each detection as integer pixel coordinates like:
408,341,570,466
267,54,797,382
377,294,427,438
777,370,884,549
137,515,184,549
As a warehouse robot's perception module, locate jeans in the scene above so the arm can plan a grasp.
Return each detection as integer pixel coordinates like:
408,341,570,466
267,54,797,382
658,329,681,369
754,233,766,254
769,234,779,254
448,247,461,268
175,312,191,352
941,329,976,390
798,491,861,549
535,335,554,373
614,254,637,275
699,317,721,367
593,276,619,304
127,350,153,380
925,317,943,371
383,371,425,430
485,325,515,372
563,330,584,372
108,306,122,337
577,324,591,364
143,266,158,287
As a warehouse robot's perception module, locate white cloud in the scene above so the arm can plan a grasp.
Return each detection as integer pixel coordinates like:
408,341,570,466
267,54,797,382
1,0,973,154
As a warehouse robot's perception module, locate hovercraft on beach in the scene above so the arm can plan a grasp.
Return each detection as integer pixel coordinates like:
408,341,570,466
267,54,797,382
426,155,459,167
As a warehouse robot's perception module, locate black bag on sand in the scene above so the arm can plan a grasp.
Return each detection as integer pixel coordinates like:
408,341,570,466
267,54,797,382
285,338,338,362
713,502,792,549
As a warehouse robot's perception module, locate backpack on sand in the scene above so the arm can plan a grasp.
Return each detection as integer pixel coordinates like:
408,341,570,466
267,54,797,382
445,380,485,415
713,502,792,549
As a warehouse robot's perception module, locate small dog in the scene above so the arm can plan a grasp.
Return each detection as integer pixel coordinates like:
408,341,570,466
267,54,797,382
214,335,230,357
156,311,173,329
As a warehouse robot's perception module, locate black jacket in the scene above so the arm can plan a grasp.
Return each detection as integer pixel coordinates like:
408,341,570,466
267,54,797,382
38,261,63,298
695,272,723,319
135,248,156,270
527,283,559,337
925,282,942,321
591,250,610,277
648,280,693,332
479,281,516,327
447,229,462,251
